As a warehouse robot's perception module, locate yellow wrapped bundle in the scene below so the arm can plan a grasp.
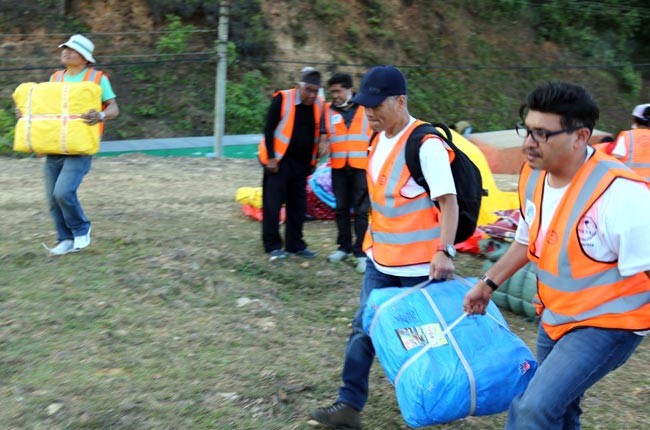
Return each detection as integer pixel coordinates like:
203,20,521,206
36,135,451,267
235,187,263,208
13,81,102,155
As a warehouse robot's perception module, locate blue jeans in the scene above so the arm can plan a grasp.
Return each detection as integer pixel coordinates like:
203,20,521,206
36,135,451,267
337,260,428,411
506,325,643,430
44,155,92,241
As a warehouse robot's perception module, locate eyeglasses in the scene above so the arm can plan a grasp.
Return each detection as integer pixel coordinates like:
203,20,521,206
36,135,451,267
515,123,581,144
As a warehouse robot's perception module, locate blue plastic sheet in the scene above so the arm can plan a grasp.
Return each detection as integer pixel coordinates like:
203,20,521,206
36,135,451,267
363,278,537,427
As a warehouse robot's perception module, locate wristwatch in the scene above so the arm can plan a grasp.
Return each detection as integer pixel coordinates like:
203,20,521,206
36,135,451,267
98,111,106,122
436,243,457,259
480,274,499,291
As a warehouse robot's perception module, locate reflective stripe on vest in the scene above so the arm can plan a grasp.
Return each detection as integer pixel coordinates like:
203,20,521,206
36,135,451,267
325,104,371,169
520,152,650,339
51,68,103,85
50,68,105,135
273,89,296,155
363,120,442,266
623,129,650,180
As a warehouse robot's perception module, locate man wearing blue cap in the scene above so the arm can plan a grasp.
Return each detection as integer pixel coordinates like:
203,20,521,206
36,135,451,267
311,65,459,428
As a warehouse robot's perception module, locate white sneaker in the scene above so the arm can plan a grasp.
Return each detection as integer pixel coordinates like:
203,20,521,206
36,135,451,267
73,227,91,251
328,250,352,263
355,257,367,274
47,239,74,256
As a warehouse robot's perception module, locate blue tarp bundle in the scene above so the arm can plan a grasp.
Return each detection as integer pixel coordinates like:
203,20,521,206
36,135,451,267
363,278,537,428
308,164,336,208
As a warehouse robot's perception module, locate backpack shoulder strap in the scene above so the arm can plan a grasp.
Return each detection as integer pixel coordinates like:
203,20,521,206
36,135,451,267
405,122,448,195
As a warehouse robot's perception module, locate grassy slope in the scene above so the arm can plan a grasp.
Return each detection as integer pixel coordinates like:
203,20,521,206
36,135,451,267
1,155,648,429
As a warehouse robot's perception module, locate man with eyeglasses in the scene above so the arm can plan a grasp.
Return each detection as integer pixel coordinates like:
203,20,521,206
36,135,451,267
463,81,650,430
258,68,324,261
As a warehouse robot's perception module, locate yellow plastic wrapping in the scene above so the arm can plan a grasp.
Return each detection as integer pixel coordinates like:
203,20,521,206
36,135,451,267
235,187,263,209
446,129,519,226
13,82,102,155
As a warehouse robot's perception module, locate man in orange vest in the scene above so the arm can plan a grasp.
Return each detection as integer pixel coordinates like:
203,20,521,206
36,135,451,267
463,81,650,430
311,65,459,429
607,103,650,179
319,73,372,273
43,34,119,256
258,68,323,261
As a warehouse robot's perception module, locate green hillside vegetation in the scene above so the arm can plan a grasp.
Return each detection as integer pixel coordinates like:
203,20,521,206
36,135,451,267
1,0,649,154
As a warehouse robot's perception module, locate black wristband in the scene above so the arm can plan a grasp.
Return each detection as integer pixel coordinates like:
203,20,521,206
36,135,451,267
481,274,499,291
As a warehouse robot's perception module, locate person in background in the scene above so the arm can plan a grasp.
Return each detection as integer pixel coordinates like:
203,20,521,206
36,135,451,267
43,34,119,255
258,68,323,261
608,103,650,179
454,120,473,138
319,73,372,274
463,81,650,430
590,134,615,153
311,65,459,429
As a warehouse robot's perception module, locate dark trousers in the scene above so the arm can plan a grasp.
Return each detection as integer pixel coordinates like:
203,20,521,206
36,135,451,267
262,157,310,253
331,167,369,257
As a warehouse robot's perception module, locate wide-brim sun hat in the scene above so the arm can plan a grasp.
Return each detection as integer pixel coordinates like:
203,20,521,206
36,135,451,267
59,34,96,63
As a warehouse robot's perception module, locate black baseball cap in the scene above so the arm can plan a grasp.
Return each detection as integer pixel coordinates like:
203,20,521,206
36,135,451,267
351,65,407,108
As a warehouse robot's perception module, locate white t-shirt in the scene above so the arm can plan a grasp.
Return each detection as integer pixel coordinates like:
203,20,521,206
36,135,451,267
515,148,650,334
611,133,628,158
367,116,456,277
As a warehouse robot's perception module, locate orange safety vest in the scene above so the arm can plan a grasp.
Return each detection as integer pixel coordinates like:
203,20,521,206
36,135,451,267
591,141,614,154
614,128,650,180
257,88,323,167
363,119,452,266
519,150,650,340
323,103,371,169
51,67,106,135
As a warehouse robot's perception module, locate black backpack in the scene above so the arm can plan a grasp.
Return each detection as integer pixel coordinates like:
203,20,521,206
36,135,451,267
404,122,486,244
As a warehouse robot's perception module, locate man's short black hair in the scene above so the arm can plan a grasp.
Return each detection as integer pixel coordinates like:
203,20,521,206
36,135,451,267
327,72,353,89
519,81,599,133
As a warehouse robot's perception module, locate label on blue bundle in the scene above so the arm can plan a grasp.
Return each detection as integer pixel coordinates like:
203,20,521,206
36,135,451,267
396,323,448,351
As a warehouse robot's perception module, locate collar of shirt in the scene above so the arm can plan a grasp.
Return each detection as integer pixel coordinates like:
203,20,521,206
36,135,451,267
331,102,357,113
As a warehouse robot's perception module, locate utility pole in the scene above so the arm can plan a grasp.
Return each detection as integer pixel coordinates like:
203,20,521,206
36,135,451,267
213,1,229,158
60,0,69,16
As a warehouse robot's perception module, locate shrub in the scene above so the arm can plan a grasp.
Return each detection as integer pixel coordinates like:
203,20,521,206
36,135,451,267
0,108,16,155
225,70,270,134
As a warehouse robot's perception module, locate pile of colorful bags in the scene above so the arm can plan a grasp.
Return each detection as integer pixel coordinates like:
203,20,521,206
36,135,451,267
235,163,336,222
306,163,336,220
235,186,285,223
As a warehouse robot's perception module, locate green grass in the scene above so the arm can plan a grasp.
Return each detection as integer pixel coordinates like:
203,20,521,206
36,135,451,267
0,155,648,429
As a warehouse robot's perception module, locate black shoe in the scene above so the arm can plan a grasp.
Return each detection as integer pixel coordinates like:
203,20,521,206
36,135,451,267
290,248,318,258
310,402,360,428
268,249,288,262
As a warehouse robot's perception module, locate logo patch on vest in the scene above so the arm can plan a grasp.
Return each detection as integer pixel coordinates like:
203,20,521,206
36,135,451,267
331,113,342,125
525,199,536,224
578,216,598,242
